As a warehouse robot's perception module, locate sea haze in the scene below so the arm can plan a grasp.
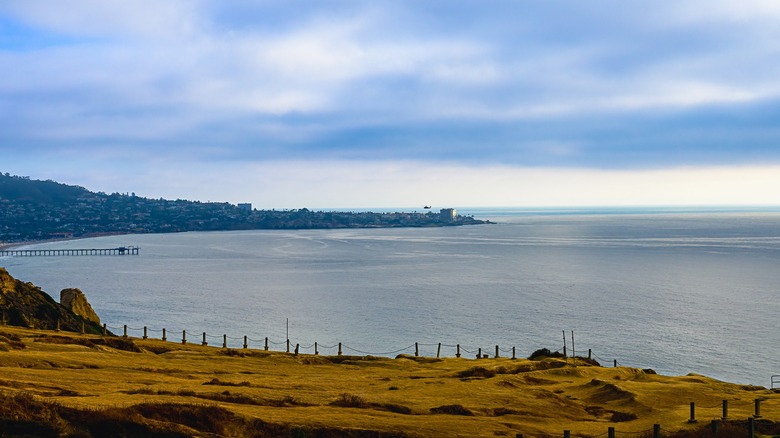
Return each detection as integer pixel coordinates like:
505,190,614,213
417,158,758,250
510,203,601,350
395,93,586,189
4,209,779,386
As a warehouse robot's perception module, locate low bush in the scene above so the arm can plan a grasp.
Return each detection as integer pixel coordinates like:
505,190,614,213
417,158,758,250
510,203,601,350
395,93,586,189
430,404,473,416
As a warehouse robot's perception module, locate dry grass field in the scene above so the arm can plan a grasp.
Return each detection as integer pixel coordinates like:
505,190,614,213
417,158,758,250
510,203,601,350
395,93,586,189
1,325,778,437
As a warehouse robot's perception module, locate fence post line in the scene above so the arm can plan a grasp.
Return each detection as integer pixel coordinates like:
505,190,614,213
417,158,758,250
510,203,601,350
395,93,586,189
286,339,290,353
613,359,617,368
563,430,570,438
123,325,128,338
748,417,755,437
437,343,441,358
607,427,615,438
202,332,207,346
243,335,248,349
162,328,166,342
264,337,268,351
588,348,592,360
495,345,499,358
721,399,728,420
415,342,419,357
688,402,697,423
710,419,718,435
477,347,482,359
755,398,762,418
294,343,299,356
315,342,319,356
512,346,516,360
562,330,567,357
456,344,461,358
182,330,186,345
653,424,660,438
223,334,227,349
338,342,342,356
143,327,148,340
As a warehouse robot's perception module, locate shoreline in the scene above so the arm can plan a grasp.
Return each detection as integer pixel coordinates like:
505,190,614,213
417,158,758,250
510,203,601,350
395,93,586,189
0,232,131,251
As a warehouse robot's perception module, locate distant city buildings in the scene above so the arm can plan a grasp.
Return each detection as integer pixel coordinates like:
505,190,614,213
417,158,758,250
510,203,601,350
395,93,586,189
440,208,456,222
237,203,252,212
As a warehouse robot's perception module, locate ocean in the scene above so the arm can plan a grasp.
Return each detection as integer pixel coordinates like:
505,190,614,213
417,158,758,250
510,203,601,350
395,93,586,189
3,207,779,386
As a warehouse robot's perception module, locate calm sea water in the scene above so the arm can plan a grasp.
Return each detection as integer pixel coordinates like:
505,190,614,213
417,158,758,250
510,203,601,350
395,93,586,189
3,208,779,386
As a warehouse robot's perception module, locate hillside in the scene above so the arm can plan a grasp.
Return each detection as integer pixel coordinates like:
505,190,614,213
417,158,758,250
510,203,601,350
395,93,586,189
0,173,486,243
0,268,104,335
0,269,777,437
1,325,778,437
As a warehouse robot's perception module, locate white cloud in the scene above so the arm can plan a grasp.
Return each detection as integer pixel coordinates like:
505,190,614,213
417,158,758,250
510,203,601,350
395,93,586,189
0,0,202,40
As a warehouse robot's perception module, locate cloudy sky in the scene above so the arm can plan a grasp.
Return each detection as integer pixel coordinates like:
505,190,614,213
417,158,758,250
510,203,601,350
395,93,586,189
2,1,780,208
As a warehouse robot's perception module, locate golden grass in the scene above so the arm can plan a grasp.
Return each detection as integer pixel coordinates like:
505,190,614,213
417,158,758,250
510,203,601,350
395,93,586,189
0,326,778,437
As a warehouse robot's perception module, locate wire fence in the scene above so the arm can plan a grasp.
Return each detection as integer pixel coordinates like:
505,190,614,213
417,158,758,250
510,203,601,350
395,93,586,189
5,319,780,437
99,323,622,363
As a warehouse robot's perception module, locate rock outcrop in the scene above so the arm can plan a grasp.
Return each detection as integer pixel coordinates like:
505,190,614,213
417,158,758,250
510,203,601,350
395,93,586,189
0,268,104,334
60,288,101,325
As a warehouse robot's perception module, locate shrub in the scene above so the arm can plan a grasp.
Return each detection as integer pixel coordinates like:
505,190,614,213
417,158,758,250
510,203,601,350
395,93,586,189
528,348,564,360
430,404,473,416
330,393,368,408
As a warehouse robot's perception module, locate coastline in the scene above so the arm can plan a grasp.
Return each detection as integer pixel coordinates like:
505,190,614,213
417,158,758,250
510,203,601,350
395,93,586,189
0,232,130,251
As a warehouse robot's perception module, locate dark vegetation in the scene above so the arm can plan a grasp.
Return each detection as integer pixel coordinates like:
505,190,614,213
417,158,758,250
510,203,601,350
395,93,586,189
0,173,487,243
0,392,409,437
330,393,413,415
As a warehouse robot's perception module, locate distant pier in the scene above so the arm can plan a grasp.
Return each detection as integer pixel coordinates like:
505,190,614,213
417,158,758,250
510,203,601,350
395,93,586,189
0,246,139,257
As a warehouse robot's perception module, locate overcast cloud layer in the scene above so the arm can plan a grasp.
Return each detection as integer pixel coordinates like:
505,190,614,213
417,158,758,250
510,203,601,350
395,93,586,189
2,1,780,207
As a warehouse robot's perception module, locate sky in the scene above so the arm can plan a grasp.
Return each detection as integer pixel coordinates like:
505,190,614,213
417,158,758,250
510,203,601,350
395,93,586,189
1,1,780,209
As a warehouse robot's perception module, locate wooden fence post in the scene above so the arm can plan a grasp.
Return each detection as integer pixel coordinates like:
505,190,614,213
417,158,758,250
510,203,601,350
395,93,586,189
710,419,718,434
563,430,570,438
243,336,248,349
294,343,299,356
688,402,697,423
755,398,762,418
613,359,617,368
456,344,461,358
437,343,441,358
721,399,728,420
162,328,166,342
286,339,290,353
512,346,516,360
102,323,107,336
653,424,660,438
223,334,227,349
477,347,482,359
264,337,268,350
415,342,419,357
338,342,342,356
123,325,128,338
588,348,592,360
143,327,148,340
495,345,499,358
202,332,207,346
56,319,61,332
315,342,319,355
607,426,615,438
748,417,755,437
182,330,186,345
